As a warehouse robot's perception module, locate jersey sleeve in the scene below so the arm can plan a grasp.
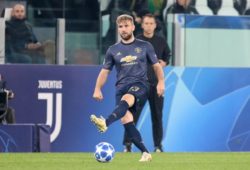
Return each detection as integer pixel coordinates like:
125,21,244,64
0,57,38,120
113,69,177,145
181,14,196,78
146,42,158,65
102,47,114,70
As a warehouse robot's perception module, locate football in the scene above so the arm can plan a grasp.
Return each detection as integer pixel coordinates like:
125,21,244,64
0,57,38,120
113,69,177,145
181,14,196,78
94,142,115,163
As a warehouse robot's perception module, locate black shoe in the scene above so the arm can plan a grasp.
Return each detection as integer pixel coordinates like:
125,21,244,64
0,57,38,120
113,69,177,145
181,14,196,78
154,146,163,153
123,143,132,152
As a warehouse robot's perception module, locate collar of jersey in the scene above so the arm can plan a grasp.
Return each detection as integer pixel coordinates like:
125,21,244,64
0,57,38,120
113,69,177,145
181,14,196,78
120,39,136,45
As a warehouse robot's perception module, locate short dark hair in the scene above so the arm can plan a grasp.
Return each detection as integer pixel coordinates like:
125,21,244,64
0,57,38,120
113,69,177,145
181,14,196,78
142,13,156,23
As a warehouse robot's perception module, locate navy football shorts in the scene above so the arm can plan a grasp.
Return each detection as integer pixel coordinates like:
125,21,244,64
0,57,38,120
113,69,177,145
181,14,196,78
115,82,149,116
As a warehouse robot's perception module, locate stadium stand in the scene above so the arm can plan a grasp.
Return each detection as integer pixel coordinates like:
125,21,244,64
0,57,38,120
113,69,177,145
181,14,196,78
162,0,175,21
207,0,222,15
217,0,239,15
1,0,249,66
244,0,250,14
3,6,56,64
195,0,213,15
234,0,247,15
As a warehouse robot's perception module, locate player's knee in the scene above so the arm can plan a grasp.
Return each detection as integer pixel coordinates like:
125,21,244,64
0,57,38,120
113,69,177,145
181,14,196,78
121,94,135,107
121,111,133,124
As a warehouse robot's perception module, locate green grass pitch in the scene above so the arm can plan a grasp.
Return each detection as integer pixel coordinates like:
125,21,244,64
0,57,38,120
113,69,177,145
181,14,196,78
0,152,250,170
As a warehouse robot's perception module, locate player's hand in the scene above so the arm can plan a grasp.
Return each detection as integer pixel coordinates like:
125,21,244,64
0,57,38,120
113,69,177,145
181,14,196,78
156,81,165,97
159,59,166,67
27,43,42,50
93,88,103,101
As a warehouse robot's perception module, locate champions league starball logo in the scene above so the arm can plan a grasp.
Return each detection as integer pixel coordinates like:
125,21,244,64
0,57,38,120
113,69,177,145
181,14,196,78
0,129,17,152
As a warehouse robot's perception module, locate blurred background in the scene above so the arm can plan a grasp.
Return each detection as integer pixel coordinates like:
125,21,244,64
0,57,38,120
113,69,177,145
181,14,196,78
0,0,250,66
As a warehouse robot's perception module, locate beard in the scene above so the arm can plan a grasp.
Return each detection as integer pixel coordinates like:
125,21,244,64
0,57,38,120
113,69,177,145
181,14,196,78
120,32,133,41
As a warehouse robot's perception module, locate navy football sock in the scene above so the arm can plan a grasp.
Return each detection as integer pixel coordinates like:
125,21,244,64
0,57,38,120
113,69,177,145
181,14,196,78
106,100,129,126
124,122,148,153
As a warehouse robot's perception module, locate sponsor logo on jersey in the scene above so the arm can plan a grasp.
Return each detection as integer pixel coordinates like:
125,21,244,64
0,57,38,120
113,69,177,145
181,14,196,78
120,55,137,63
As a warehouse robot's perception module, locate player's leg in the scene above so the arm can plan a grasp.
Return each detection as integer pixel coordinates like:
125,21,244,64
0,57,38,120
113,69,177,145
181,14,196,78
106,93,134,126
90,93,134,132
122,101,145,152
122,83,152,162
121,111,152,162
121,112,148,152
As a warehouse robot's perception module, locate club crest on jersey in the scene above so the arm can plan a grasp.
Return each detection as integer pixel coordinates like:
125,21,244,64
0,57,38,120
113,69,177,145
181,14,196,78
135,47,142,53
120,55,137,63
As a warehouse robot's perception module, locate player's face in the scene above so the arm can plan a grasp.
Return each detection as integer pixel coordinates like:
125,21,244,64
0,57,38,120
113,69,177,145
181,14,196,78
12,4,26,20
117,20,135,41
141,17,156,35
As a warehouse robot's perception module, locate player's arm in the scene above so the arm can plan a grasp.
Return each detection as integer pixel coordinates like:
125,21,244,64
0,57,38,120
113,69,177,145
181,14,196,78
93,68,110,101
159,59,166,67
152,63,165,97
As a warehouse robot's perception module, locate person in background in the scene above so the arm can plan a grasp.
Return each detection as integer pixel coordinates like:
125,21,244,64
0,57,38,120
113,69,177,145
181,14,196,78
133,9,166,38
90,14,165,161
233,0,246,15
5,3,45,64
167,0,198,14
207,0,222,15
0,74,15,124
123,13,171,152
101,0,149,54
